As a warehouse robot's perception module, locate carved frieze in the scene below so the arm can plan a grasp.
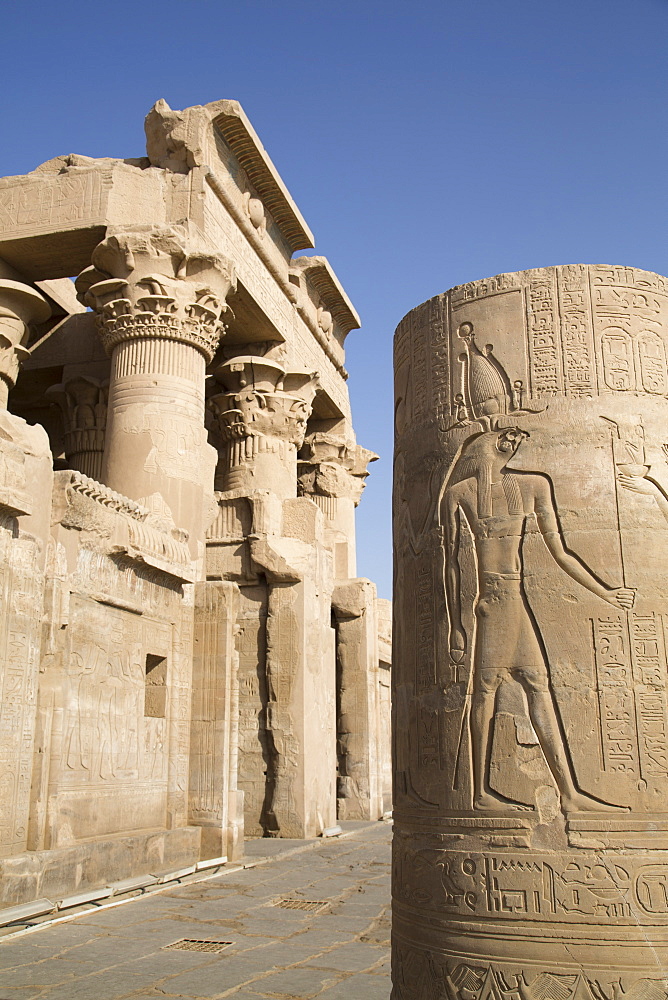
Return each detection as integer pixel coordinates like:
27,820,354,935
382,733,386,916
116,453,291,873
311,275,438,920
53,471,194,583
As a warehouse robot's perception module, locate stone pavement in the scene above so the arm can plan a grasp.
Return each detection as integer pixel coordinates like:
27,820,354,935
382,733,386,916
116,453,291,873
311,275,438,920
0,821,392,1000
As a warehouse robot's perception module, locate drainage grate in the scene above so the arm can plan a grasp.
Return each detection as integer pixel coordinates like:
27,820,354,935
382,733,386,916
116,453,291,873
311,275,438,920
273,898,330,912
163,939,234,953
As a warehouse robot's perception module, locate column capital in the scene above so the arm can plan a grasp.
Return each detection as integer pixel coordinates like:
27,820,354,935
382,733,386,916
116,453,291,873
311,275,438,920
75,225,236,363
0,279,51,407
46,375,108,481
209,357,318,448
298,432,378,505
207,356,318,494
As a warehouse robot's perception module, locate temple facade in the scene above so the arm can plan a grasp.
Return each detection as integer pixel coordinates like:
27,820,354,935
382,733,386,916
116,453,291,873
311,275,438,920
0,99,390,916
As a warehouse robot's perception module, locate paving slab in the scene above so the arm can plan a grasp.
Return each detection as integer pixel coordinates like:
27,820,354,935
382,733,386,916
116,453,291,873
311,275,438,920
0,821,391,1000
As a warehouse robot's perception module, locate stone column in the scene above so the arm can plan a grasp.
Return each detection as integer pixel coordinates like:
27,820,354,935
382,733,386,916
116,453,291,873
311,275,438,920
208,357,318,497
46,375,108,480
0,279,50,409
0,280,51,860
332,579,383,821
298,432,377,579
190,580,242,861
392,265,668,992
76,226,235,552
262,573,337,838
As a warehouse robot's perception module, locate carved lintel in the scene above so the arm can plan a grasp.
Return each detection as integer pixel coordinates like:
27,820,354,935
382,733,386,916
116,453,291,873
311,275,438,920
75,226,236,363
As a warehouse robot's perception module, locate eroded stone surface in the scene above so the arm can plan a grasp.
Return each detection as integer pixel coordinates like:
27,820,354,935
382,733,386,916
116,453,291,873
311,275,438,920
393,265,668,992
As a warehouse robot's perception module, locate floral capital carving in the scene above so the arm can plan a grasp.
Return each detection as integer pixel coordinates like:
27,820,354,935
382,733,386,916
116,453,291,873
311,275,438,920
208,357,318,451
75,226,236,363
0,280,50,405
46,375,109,480
298,432,378,505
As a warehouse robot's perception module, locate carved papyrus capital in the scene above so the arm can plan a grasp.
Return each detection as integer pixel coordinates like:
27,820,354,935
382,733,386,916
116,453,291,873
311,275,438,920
47,375,108,480
207,357,318,493
297,432,378,505
75,226,236,363
208,357,318,449
0,280,50,406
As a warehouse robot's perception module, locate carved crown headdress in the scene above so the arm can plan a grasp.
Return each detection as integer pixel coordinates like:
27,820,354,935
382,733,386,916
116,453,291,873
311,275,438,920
455,322,540,429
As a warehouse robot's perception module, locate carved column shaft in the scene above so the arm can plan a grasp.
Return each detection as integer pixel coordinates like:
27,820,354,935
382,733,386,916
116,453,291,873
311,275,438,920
393,266,668,992
77,227,235,551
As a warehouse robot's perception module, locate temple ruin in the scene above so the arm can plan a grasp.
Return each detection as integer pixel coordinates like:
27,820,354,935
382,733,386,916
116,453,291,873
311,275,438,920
0,98,390,918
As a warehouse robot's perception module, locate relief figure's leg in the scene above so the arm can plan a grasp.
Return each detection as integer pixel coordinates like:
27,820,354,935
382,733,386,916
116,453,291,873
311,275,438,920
471,594,523,810
471,675,501,809
517,607,627,813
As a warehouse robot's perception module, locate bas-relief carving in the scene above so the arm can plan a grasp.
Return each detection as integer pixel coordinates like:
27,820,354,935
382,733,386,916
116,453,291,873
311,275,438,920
392,941,668,1000
393,265,668,990
0,167,107,236
0,527,44,856
261,583,302,836
235,586,270,836
442,421,632,815
60,601,169,787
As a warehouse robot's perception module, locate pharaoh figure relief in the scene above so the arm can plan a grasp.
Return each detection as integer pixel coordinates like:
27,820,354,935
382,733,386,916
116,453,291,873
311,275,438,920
392,267,668,995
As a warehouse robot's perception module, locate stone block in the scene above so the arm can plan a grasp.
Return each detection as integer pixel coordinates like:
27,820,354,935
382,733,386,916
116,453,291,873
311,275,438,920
58,886,113,909
0,898,54,926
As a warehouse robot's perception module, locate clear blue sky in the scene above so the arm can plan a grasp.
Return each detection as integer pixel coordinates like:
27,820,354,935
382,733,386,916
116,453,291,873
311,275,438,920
3,0,668,599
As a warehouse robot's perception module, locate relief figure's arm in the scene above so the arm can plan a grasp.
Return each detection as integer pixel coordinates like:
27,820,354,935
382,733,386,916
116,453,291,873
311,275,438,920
533,476,635,609
619,473,668,523
442,491,466,659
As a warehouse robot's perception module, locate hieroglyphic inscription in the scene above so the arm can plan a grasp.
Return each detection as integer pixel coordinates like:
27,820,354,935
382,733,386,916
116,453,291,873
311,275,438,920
592,612,668,780
556,265,595,397
591,266,668,396
526,273,561,396
601,328,635,390
409,303,430,423
592,614,638,775
450,271,519,304
631,612,668,778
429,297,451,431
0,530,43,855
415,564,434,695
638,330,668,394
0,170,106,234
